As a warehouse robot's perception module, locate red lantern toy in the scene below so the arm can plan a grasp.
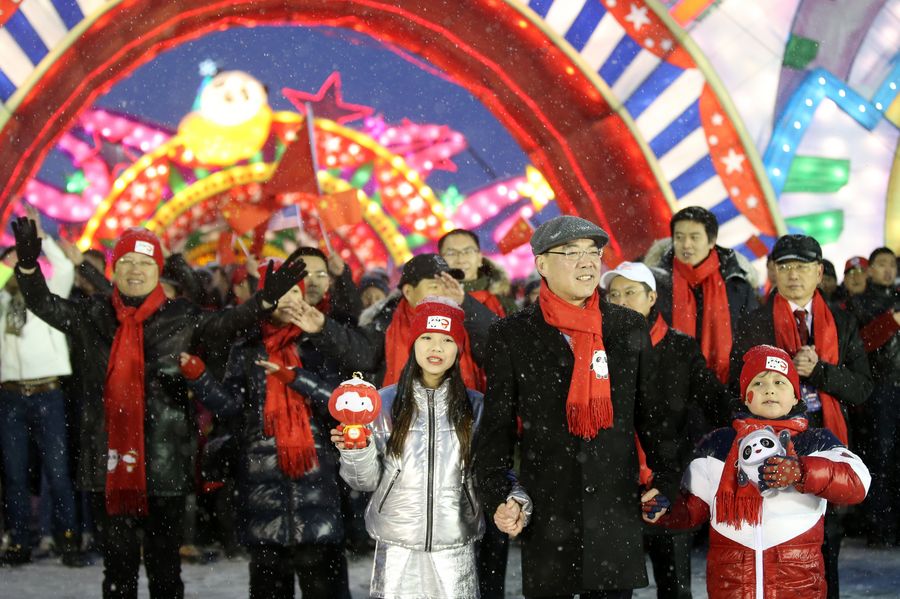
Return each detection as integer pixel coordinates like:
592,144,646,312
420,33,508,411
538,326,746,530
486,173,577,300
328,373,381,449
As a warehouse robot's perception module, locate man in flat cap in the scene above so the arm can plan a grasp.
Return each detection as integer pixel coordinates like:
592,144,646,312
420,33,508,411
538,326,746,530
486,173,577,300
474,215,678,598
731,234,872,599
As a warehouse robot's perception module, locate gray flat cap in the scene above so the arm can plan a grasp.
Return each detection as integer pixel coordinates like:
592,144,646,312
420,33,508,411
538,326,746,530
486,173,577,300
530,215,609,256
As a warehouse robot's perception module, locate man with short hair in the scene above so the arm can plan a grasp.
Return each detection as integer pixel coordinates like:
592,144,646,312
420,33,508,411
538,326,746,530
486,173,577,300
475,215,678,599
842,257,869,298
659,207,758,384
439,228,516,317
847,247,900,546
731,234,872,599
11,217,307,599
602,261,727,599
294,247,361,325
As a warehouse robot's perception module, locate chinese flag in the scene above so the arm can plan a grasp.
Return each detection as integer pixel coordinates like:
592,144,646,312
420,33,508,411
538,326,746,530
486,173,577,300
318,189,363,231
497,216,534,254
217,231,237,265
264,118,319,196
221,190,281,235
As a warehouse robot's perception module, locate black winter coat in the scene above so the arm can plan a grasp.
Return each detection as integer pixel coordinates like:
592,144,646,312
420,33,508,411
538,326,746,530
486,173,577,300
16,267,270,494
187,339,344,547
847,283,900,385
656,246,759,344
305,293,497,386
730,298,873,437
474,301,680,596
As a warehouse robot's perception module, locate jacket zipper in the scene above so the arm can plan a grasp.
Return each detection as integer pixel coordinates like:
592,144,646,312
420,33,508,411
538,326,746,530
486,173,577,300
377,469,401,513
425,388,436,551
754,503,764,599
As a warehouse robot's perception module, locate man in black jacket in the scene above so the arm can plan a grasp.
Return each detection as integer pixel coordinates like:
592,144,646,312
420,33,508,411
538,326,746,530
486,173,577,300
602,261,728,599
475,216,678,599
847,247,900,547
11,218,307,599
731,234,872,599
657,207,758,385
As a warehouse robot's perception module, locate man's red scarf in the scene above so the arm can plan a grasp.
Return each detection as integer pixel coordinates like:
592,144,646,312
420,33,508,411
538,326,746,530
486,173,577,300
105,285,167,516
672,251,732,383
635,314,671,486
650,313,669,347
469,290,506,317
539,280,612,439
383,298,485,390
261,321,319,478
715,416,808,528
772,292,848,444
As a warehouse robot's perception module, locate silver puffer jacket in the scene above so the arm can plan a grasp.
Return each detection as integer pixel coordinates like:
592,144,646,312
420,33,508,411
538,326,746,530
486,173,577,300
339,379,485,551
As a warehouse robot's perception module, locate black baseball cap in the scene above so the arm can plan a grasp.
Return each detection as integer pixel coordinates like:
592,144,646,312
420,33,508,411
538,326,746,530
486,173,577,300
398,254,464,288
771,235,822,264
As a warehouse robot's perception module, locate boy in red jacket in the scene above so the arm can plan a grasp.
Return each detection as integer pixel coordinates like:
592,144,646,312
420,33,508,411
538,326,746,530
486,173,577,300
643,345,870,599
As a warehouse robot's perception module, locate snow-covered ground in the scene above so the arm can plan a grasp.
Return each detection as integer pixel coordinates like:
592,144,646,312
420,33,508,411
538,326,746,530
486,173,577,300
3,538,899,597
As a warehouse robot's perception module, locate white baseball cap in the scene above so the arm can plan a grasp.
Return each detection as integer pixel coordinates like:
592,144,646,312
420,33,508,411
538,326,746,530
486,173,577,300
599,261,657,291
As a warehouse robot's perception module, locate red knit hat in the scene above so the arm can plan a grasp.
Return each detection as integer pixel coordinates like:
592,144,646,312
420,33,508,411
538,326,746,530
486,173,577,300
408,297,466,349
739,344,800,402
111,228,163,271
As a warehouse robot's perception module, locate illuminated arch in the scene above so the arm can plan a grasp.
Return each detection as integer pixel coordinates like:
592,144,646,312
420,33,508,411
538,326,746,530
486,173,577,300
0,0,781,261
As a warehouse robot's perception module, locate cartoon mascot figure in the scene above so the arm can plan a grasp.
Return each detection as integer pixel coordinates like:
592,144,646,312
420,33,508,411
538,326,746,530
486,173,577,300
328,373,381,449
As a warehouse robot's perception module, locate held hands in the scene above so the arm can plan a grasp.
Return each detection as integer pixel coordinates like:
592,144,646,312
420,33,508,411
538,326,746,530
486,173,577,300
330,425,371,451
11,217,41,270
640,488,670,524
793,345,819,377
259,248,308,306
493,499,526,538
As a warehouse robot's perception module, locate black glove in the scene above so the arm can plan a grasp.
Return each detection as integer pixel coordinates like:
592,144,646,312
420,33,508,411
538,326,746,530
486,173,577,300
11,217,41,269
258,248,307,306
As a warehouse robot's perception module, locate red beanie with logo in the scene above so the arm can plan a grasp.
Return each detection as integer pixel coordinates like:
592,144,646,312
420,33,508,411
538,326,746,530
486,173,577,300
111,228,164,271
407,297,466,350
739,344,801,402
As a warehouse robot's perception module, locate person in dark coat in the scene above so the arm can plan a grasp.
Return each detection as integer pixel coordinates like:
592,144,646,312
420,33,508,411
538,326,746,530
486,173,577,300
730,234,872,599
602,261,730,599
656,207,758,385
846,247,900,546
291,253,497,388
439,228,518,317
179,269,349,599
10,218,307,599
474,216,679,599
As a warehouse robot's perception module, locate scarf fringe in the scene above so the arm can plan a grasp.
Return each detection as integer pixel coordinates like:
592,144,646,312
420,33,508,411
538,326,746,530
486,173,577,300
715,493,762,530
567,396,613,440
277,444,319,479
106,490,149,517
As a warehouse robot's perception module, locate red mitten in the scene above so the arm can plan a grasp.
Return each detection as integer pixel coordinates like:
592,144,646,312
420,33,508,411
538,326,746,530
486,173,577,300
272,367,296,384
180,354,206,380
759,455,804,491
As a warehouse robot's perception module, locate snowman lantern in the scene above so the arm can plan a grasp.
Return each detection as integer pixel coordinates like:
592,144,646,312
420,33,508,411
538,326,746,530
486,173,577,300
737,427,790,496
328,373,381,449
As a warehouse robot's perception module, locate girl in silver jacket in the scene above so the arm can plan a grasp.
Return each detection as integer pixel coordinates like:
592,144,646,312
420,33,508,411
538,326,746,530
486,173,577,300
331,297,501,598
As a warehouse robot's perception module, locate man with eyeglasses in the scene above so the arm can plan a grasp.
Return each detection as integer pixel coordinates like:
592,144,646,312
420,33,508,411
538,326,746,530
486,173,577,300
439,229,517,318
731,234,872,599
601,261,728,599
10,220,308,599
475,215,679,599
658,207,758,385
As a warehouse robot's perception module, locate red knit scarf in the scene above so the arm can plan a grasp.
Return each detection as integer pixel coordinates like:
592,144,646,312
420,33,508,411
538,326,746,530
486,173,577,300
261,321,319,478
105,285,167,516
383,298,485,390
715,416,808,528
469,289,506,317
650,313,669,347
772,292,848,445
539,280,612,439
672,251,732,383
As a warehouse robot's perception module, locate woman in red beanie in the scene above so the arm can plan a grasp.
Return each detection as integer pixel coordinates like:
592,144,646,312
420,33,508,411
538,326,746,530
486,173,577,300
644,344,871,599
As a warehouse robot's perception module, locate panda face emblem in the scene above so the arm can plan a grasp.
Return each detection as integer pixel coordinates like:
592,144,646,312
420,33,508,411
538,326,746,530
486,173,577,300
737,427,790,493
591,350,609,380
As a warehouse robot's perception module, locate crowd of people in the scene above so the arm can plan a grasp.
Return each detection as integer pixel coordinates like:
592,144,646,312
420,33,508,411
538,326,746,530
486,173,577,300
0,204,896,599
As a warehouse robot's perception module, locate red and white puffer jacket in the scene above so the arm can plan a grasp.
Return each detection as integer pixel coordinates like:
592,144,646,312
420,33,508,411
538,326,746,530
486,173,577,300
661,422,870,599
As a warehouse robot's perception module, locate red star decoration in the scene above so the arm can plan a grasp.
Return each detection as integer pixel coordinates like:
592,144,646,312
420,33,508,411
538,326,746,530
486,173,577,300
282,72,374,125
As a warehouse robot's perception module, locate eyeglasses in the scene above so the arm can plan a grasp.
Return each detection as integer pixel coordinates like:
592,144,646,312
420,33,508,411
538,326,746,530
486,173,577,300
544,248,603,262
442,247,479,259
775,262,818,274
606,287,648,300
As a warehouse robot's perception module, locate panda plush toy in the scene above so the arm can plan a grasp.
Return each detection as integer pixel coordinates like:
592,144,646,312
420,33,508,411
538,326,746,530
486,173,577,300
737,427,791,496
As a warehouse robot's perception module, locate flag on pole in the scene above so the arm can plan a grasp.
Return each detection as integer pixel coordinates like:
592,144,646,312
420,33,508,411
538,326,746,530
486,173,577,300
318,189,363,232
497,216,534,254
268,205,302,231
